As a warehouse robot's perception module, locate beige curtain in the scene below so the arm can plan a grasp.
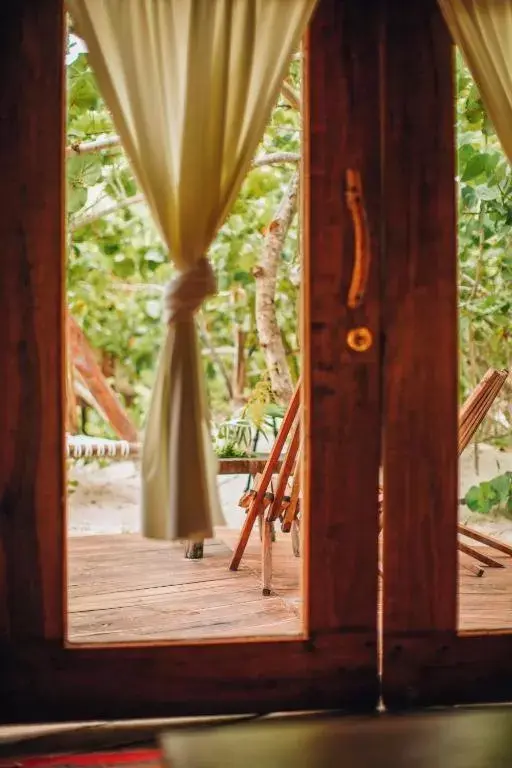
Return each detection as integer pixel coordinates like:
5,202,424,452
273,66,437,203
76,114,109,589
439,0,512,162
68,0,317,541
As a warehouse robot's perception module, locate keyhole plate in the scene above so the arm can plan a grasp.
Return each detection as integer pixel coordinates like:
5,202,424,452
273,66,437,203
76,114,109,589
347,326,373,352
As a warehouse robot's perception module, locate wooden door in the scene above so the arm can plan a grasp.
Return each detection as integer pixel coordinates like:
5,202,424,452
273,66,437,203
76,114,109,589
0,0,382,722
381,0,512,708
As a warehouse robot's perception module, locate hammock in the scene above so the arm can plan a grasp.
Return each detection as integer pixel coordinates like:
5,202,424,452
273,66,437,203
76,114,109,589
66,434,140,460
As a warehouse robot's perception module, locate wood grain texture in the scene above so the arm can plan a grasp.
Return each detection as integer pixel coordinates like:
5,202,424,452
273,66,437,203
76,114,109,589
67,533,300,643
0,0,65,641
66,535,512,642
0,0,380,722
0,629,375,724
383,632,512,709
381,0,512,711
304,0,382,635
381,0,458,637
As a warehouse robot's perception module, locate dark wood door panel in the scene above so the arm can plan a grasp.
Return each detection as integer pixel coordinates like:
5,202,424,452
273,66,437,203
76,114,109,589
381,0,512,709
0,0,381,722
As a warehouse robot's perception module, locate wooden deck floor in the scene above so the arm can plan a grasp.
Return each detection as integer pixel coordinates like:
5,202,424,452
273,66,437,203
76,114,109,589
67,528,302,643
67,531,512,643
458,545,512,631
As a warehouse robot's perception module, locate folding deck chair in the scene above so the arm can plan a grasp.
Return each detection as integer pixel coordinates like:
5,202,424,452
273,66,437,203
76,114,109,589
230,369,511,595
229,382,302,594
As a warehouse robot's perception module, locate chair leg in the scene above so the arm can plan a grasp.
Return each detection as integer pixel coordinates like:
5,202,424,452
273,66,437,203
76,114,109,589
459,541,504,568
184,541,204,559
258,497,273,541
461,560,484,578
258,511,263,542
291,518,301,558
459,523,512,558
229,386,301,571
262,518,273,596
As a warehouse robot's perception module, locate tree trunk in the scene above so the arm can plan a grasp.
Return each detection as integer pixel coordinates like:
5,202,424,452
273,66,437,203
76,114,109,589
232,327,247,407
254,172,298,404
198,324,233,401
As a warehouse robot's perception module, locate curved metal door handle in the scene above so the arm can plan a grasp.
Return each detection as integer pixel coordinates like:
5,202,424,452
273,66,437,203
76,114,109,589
345,168,371,309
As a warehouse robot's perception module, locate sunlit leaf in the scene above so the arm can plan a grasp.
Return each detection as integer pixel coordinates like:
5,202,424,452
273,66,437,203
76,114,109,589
112,254,136,278
461,153,487,181
67,154,103,187
144,300,162,320
67,185,88,215
475,184,500,201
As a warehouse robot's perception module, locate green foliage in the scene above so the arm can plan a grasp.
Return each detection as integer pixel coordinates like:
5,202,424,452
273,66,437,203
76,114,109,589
66,32,300,428
456,50,512,436
242,377,285,437
66,39,510,451
216,419,253,454
214,442,252,460
213,378,286,455
465,472,512,517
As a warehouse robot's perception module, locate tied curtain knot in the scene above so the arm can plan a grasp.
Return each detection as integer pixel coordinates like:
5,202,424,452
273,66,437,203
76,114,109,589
164,256,216,324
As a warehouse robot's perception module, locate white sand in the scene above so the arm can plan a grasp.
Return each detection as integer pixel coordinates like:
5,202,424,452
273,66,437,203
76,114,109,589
459,443,512,543
67,460,248,536
67,442,512,539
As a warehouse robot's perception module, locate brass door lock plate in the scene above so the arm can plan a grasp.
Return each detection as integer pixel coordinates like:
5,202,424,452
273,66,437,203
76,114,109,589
347,326,373,352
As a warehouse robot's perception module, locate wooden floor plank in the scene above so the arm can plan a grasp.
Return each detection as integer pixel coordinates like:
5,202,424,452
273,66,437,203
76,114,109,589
67,532,302,642
67,533,512,642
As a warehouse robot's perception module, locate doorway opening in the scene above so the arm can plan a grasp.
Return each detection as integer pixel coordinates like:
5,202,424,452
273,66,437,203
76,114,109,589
455,50,512,632
64,26,306,644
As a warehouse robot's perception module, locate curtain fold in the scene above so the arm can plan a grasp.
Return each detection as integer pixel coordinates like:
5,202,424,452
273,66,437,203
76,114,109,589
68,0,317,541
439,0,512,163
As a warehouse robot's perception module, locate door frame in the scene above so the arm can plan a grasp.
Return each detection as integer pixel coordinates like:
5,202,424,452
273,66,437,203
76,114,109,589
0,0,382,723
381,0,512,709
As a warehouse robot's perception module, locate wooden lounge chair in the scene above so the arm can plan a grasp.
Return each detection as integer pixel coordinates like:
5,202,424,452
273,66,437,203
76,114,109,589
67,314,139,443
229,382,302,594
231,369,510,595
379,368,511,577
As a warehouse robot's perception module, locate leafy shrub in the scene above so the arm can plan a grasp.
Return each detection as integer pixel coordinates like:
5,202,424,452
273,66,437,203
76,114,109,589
214,442,251,459
464,472,512,517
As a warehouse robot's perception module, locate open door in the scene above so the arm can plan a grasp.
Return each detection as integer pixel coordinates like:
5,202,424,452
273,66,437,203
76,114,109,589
0,0,382,722
381,0,512,708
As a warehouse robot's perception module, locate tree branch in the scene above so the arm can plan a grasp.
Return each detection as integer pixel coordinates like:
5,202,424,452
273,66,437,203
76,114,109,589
252,151,300,168
109,282,165,294
281,80,301,111
68,152,299,233
198,324,234,401
66,133,300,171
254,171,299,404
70,193,145,232
66,135,122,157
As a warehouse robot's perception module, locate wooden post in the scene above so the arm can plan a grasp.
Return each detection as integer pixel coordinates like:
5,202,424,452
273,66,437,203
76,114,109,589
0,0,66,641
0,0,382,721
381,0,459,706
